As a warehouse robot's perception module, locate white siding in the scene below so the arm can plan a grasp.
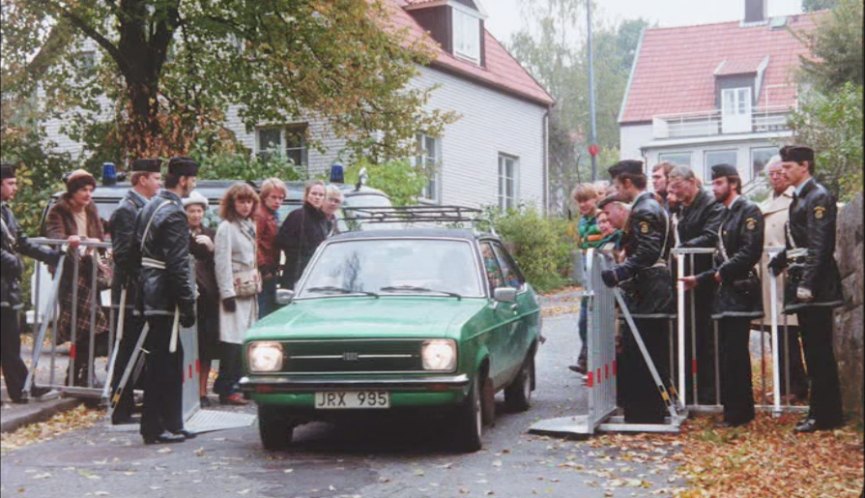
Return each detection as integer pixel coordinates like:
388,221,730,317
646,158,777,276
619,123,654,163
409,66,547,211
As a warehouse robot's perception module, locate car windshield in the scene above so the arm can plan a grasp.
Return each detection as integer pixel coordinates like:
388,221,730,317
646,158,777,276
298,239,484,298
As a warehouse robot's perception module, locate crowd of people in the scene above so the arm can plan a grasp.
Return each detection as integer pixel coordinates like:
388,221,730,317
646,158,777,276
0,141,847,443
0,158,347,444
571,145,844,432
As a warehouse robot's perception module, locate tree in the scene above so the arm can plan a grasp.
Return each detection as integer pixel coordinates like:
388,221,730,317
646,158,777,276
508,0,648,211
802,0,838,12
1,0,456,165
797,0,863,92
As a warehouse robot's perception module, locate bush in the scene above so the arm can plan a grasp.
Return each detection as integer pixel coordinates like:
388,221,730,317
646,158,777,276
344,157,429,207
484,206,572,293
189,138,305,182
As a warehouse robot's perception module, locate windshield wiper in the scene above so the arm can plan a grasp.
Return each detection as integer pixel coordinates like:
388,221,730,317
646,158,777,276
305,286,378,298
379,285,462,300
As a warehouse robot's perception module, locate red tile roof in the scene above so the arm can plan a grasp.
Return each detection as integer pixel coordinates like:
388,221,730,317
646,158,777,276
619,13,821,124
386,0,554,106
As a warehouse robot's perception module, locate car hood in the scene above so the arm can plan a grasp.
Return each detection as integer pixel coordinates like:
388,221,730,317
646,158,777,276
247,296,488,341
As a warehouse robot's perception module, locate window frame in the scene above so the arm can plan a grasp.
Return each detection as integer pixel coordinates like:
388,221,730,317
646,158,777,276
703,149,739,181
750,146,779,181
452,6,481,64
497,153,519,211
658,151,692,167
415,133,442,203
256,124,308,170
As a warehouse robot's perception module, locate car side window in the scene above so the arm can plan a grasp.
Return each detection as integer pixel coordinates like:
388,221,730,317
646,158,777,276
491,242,524,289
480,242,505,294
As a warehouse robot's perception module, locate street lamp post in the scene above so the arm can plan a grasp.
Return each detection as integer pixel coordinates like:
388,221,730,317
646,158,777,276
587,0,598,181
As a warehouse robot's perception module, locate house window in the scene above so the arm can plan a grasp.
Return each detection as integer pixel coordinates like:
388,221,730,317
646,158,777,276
720,87,752,134
658,152,692,167
704,149,738,181
751,146,779,180
498,154,519,211
257,124,308,168
453,8,481,64
415,133,441,202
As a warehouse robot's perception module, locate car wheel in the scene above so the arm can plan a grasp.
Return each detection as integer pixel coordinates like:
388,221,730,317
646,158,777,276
504,353,534,412
453,374,483,453
258,404,294,451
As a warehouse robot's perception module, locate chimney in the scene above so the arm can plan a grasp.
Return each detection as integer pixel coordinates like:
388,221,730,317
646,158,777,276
744,0,767,23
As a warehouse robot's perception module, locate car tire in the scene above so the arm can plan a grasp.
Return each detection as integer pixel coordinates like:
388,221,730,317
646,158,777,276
453,374,483,453
504,353,534,412
258,404,294,451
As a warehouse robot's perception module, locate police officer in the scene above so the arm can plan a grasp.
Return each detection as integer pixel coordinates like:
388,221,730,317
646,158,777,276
1,163,62,403
601,160,674,424
108,158,161,424
682,164,763,427
133,157,198,444
667,165,725,405
769,145,844,433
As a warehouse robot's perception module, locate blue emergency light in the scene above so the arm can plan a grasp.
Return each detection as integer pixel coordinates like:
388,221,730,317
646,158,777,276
102,162,117,185
330,163,344,184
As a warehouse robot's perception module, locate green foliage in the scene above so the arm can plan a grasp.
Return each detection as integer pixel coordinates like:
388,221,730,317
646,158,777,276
344,157,428,207
802,0,838,12
189,138,305,182
1,0,456,162
482,206,571,293
788,82,863,202
796,0,863,92
508,2,649,212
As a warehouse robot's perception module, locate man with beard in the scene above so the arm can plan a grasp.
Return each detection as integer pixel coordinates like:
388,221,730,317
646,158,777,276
769,145,844,433
601,160,675,424
667,165,725,405
681,164,763,427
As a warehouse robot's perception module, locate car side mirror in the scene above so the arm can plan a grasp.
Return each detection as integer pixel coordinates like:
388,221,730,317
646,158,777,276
493,287,517,303
275,289,295,305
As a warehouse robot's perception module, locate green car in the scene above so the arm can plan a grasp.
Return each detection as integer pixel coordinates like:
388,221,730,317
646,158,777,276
240,228,542,452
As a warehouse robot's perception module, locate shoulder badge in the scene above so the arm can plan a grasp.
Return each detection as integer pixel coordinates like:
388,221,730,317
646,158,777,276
814,205,826,220
639,221,650,234
745,217,757,231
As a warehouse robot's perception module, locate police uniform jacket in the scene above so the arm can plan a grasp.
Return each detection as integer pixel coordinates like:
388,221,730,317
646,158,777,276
616,192,675,318
697,196,764,319
133,190,196,318
109,189,148,314
1,203,59,309
783,178,843,312
676,188,725,276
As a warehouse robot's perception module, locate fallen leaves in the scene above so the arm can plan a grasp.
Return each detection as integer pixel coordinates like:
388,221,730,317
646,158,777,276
1,404,103,453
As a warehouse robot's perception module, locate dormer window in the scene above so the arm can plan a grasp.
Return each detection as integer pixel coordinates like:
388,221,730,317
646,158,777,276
453,7,481,64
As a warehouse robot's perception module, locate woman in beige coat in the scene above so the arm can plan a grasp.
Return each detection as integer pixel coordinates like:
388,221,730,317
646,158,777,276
213,183,260,405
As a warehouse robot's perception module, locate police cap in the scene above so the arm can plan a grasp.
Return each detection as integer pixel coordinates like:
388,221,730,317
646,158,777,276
779,145,814,165
167,156,199,177
131,158,162,173
0,163,14,180
710,163,738,180
598,193,627,210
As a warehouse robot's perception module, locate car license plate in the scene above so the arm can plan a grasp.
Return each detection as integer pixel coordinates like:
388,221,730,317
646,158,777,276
314,391,390,409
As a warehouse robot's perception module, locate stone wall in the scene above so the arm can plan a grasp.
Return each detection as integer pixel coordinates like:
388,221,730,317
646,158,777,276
834,192,864,423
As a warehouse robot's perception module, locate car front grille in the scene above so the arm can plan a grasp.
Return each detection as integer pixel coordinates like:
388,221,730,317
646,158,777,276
280,340,424,373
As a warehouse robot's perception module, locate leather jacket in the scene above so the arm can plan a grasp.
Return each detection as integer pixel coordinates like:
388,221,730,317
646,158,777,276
783,178,843,312
277,202,328,289
1,203,60,309
677,188,725,277
615,191,675,318
697,196,764,318
132,190,196,318
109,189,148,314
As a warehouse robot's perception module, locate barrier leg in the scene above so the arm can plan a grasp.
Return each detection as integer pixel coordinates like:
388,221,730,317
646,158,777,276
21,254,66,399
770,267,781,416
676,253,686,407
713,321,721,406
68,255,80,387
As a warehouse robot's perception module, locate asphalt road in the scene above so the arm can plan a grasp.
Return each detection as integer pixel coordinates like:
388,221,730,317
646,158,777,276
0,308,685,498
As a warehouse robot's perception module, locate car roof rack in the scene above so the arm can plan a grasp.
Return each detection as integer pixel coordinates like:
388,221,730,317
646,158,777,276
342,205,496,235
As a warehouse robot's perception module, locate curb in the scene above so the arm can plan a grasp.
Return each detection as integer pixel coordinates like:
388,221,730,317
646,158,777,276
0,397,83,434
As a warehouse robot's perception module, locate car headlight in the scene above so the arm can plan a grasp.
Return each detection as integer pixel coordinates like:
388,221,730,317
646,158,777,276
421,339,457,372
247,341,284,373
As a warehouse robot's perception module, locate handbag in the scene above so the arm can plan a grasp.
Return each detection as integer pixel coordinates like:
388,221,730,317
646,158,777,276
233,268,261,298
89,250,113,291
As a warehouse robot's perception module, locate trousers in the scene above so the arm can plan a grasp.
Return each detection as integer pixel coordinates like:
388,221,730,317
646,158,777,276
620,317,669,424
140,316,184,438
1,308,28,401
718,317,755,424
109,314,146,422
797,307,843,426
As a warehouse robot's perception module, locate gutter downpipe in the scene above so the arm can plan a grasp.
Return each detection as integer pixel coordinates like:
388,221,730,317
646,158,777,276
543,107,551,215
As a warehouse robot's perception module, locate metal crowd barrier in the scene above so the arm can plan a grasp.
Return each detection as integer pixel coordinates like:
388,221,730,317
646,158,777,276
20,238,200,416
672,246,808,416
